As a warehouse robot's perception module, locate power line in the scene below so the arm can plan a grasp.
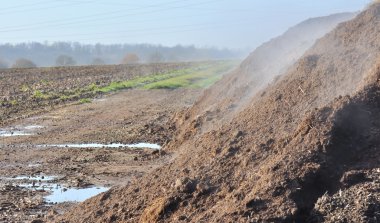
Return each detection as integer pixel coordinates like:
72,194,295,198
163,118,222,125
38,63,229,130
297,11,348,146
0,0,195,30
1,0,325,34
0,0,53,12
0,0,100,15
76,21,254,42
57,0,153,7
0,19,254,42
0,4,237,35
4,0,223,33
33,9,238,32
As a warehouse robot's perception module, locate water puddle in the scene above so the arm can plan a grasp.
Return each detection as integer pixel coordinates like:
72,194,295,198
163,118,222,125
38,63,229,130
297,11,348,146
19,182,108,203
2,175,108,203
28,163,42,167
23,125,43,130
39,142,161,149
45,186,108,203
0,130,32,137
9,175,56,181
0,125,43,137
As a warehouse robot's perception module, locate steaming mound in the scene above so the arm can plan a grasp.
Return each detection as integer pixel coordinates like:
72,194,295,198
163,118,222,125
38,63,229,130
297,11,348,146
172,12,355,137
58,4,380,223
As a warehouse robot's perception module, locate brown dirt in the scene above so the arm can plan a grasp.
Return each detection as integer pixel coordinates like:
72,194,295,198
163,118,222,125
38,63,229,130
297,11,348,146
57,4,380,223
0,62,199,125
1,88,197,146
0,88,200,222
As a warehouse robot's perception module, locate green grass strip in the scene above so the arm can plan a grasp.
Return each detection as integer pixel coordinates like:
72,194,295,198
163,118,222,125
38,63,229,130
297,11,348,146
30,61,237,106
143,61,237,90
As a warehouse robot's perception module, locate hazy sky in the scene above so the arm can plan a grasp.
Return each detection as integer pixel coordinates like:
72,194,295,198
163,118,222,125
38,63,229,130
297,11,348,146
0,0,371,49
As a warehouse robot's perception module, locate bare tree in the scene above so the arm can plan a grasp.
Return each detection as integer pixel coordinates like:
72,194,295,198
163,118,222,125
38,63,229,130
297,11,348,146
12,58,36,68
122,53,140,64
56,55,76,66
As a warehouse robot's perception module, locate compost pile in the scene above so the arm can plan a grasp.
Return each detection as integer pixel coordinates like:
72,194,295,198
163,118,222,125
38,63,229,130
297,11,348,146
58,4,380,223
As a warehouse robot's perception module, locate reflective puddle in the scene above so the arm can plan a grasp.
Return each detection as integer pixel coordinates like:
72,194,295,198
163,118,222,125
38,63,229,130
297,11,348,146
39,142,161,149
0,125,43,137
3,175,108,203
0,130,32,137
45,186,108,203
27,163,42,167
23,125,43,130
8,175,56,181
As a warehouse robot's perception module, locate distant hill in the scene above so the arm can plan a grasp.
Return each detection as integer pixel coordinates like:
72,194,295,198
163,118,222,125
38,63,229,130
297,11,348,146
0,42,248,67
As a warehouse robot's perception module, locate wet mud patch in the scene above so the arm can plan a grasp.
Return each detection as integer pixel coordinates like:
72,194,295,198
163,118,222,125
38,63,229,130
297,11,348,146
0,173,109,221
0,143,171,222
1,174,108,202
0,87,198,222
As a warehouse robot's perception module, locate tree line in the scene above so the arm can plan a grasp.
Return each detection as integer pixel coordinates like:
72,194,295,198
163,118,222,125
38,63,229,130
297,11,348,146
0,42,247,68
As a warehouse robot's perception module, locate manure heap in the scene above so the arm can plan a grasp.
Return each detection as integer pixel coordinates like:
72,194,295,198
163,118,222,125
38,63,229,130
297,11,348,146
59,4,380,223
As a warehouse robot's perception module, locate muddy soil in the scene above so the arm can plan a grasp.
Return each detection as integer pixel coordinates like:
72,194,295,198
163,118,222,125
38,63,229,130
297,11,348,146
0,62,200,125
0,88,200,222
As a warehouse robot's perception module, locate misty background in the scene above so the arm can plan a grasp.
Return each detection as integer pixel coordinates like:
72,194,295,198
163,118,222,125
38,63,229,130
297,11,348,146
0,43,246,67
0,0,371,68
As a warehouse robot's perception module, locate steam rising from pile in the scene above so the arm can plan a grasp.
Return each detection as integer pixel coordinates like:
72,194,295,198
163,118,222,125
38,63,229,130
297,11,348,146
174,12,356,135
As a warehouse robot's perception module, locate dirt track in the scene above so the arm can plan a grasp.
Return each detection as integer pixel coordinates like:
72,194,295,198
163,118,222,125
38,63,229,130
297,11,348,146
0,88,200,222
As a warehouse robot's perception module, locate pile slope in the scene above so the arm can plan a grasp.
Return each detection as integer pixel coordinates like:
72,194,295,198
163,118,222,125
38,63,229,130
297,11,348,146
173,12,356,136
58,4,380,223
